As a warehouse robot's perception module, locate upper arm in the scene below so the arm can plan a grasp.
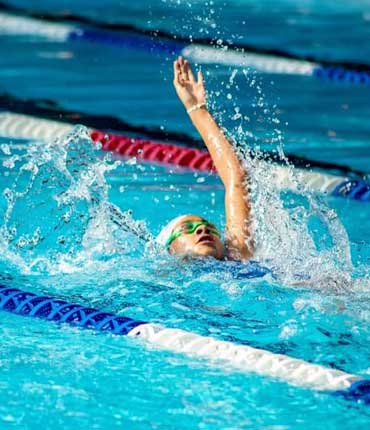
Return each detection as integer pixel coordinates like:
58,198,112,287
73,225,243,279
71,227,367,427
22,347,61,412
186,108,254,259
224,172,254,260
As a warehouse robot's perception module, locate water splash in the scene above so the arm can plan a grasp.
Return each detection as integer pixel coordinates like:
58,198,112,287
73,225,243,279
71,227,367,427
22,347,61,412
0,126,153,275
212,66,355,291
0,84,360,294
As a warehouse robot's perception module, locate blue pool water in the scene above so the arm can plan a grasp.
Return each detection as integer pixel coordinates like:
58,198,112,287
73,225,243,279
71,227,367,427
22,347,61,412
0,1,370,429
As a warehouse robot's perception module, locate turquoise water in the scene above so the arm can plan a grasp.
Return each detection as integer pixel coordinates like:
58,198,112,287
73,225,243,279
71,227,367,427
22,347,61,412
0,1,370,429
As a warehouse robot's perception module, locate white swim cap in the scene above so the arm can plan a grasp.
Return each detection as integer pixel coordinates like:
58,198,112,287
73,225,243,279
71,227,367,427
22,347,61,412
156,215,193,248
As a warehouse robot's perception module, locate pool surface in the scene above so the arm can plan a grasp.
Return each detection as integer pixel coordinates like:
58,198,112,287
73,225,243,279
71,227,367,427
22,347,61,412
0,1,370,429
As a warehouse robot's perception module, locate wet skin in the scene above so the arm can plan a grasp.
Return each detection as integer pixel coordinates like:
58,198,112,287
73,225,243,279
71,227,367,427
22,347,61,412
172,57,253,261
169,215,225,260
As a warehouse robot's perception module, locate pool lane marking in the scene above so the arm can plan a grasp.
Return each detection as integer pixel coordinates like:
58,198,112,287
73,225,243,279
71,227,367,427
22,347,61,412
0,11,72,41
0,111,73,140
0,111,369,202
182,44,315,76
0,92,364,177
1,11,370,85
0,284,369,402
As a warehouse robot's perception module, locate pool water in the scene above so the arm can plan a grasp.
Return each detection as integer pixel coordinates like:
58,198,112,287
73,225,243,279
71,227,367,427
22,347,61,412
0,1,370,429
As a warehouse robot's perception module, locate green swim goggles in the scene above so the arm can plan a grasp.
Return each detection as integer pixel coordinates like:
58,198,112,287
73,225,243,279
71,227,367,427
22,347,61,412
166,220,220,247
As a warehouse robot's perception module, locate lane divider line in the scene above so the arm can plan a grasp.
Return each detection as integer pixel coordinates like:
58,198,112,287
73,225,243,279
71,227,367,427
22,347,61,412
1,284,369,402
0,11,370,85
0,111,369,202
1,92,365,177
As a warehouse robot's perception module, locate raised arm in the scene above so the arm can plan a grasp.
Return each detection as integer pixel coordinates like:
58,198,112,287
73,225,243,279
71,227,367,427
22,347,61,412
173,57,253,260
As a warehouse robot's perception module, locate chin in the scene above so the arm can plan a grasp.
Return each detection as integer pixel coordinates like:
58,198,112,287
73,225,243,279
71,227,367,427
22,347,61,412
194,243,220,259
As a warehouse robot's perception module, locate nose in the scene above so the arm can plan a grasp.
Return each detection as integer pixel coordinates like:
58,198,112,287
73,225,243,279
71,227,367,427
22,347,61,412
195,225,211,235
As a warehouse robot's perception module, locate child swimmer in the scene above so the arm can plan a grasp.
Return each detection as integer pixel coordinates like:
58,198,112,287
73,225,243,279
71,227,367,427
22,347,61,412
157,57,253,261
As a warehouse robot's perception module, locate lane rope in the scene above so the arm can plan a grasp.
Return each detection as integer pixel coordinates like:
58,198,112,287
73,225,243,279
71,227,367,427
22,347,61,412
0,92,364,177
0,9,370,85
0,284,369,402
0,111,369,202
0,93,202,147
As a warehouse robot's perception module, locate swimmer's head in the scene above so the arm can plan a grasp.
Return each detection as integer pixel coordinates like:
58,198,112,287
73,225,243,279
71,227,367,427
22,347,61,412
157,214,224,260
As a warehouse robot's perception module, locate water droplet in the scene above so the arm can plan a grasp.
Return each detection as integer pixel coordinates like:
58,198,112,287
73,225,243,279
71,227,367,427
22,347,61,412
0,144,11,155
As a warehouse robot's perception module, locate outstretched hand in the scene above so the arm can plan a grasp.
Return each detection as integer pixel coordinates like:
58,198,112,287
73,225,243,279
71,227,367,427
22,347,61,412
173,56,206,110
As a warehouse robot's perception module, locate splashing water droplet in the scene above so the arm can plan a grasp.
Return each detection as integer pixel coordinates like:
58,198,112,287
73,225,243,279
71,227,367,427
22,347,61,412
0,144,11,155
0,126,153,275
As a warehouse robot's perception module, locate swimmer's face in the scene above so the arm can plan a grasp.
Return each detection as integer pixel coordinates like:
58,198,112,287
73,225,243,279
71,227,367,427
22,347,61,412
168,215,224,260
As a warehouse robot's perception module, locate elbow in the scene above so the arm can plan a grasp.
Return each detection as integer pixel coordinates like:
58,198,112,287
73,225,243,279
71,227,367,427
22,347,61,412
225,168,247,191
224,171,247,195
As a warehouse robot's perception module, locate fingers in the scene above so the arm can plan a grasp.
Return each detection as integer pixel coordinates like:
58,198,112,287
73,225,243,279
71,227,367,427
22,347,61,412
197,70,204,85
173,56,200,87
179,57,189,81
185,61,195,82
173,59,182,86
173,57,187,86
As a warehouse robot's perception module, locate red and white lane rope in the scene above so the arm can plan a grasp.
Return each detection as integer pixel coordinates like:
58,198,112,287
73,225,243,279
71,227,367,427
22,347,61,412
0,111,361,198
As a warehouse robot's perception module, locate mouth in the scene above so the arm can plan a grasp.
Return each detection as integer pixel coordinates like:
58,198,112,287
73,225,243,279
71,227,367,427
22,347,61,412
197,235,215,245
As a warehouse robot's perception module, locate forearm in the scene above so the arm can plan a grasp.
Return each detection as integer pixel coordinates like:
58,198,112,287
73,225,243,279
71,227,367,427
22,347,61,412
225,185,254,260
189,106,254,259
188,107,245,185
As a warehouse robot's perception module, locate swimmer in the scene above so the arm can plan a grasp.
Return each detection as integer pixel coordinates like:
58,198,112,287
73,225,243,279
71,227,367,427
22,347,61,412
157,57,253,261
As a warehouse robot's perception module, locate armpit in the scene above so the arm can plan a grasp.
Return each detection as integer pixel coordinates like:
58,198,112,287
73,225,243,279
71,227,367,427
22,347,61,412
225,232,254,261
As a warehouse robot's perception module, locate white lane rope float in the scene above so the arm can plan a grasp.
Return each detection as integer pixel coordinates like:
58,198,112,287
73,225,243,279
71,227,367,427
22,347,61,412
0,111,369,202
182,44,315,76
0,10,370,84
0,285,369,403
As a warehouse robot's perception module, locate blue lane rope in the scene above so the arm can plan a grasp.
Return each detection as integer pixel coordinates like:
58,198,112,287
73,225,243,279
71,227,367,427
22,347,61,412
1,283,370,404
332,180,370,202
68,28,370,86
333,380,370,404
0,286,145,334
0,9,370,85
69,29,184,56
313,66,370,85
